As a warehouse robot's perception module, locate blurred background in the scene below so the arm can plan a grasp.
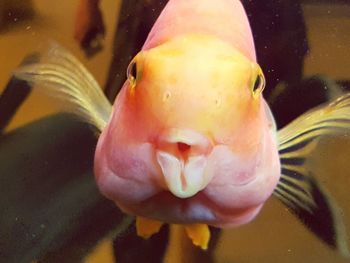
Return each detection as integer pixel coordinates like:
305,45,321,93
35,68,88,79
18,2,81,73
0,0,350,262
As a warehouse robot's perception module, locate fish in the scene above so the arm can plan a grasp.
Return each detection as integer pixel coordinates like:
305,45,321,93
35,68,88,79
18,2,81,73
14,0,350,255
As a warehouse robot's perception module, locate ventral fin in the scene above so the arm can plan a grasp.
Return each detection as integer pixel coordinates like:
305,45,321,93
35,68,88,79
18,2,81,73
136,217,164,239
184,224,210,250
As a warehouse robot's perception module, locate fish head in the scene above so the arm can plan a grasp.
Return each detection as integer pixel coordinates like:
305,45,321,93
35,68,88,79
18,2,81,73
94,34,280,228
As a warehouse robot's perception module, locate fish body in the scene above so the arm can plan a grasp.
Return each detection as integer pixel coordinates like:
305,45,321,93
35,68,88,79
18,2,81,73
14,0,350,255
95,0,280,228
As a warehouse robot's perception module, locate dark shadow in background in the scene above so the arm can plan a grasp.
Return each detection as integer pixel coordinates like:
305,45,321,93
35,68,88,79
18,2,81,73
0,113,124,263
0,0,35,33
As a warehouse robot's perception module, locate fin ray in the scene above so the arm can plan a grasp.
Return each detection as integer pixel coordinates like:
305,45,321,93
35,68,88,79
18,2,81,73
13,45,112,132
275,93,350,256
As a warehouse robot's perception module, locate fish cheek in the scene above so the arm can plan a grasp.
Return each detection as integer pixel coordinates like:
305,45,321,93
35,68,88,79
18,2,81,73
96,94,158,191
98,132,163,204
215,98,262,157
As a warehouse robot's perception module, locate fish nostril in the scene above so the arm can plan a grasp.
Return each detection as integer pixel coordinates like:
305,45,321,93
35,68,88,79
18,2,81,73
177,142,191,153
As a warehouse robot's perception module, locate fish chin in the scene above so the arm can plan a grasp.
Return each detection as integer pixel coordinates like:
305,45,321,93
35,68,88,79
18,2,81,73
211,204,264,228
122,191,263,227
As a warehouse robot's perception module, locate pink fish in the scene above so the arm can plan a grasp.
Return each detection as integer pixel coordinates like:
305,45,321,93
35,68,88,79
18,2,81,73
95,0,279,232
15,0,350,254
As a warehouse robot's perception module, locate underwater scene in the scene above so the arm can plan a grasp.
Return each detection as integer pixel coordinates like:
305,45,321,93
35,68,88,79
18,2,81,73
1,0,350,262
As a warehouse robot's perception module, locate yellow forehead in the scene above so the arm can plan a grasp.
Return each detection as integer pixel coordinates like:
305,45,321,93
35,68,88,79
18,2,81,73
140,34,254,89
130,34,262,143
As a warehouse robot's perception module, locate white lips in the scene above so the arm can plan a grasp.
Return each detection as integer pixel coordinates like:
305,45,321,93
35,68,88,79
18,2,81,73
156,151,209,198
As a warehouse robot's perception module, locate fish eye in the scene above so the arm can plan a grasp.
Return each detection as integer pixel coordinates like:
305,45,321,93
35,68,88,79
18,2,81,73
127,60,138,87
252,71,265,98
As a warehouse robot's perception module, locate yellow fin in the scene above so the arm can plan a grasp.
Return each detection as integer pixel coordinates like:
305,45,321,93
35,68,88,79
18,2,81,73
184,224,210,250
136,217,164,239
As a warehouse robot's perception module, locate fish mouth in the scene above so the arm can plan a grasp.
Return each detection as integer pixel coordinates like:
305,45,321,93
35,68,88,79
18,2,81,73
155,128,260,199
155,143,260,199
155,128,214,198
156,151,211,198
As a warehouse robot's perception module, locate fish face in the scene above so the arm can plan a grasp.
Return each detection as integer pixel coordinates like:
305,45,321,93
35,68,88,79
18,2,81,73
94,34,281,227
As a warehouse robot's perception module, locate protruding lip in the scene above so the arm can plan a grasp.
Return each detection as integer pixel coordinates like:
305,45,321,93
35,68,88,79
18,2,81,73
155,128,214,198
156,151,209,198
155,144,261,199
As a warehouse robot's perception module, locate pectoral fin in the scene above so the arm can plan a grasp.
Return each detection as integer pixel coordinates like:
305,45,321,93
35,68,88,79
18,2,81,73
275,94,350,257
13,44,112,132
